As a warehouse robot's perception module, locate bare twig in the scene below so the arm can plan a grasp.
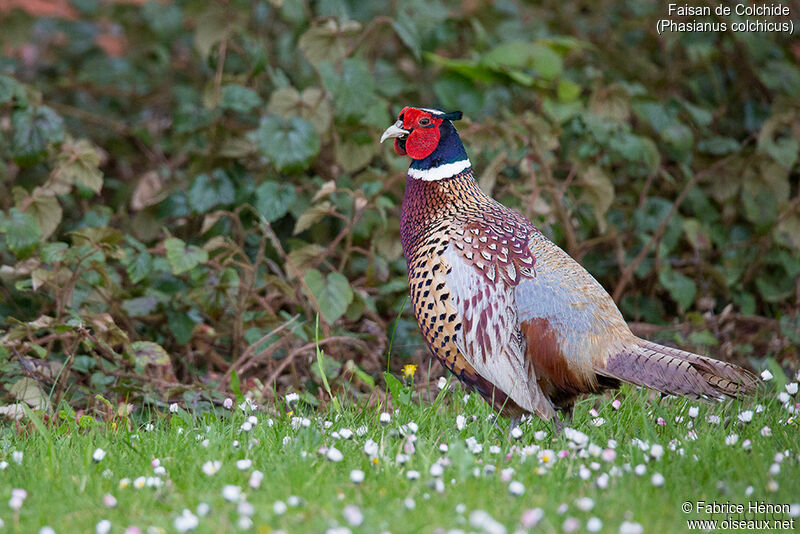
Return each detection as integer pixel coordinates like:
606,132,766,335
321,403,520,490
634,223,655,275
222,315,300,385
262,336,368,390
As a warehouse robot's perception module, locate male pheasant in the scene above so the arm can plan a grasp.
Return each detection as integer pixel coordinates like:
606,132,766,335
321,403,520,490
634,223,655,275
380,106,758,429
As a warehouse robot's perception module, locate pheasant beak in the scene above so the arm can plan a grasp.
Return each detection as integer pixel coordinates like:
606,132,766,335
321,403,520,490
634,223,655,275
380,120,410,143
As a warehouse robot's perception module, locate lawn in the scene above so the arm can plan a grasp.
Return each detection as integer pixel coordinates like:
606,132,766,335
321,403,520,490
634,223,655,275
1,375,798,534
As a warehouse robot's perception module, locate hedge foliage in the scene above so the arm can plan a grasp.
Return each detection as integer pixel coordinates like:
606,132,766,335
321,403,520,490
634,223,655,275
0,0,798,414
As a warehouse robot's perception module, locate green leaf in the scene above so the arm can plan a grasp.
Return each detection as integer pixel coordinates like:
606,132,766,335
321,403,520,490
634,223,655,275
255,181,297,223
230,369,243,404
1,208,42,256
121,240,153,284
294,201,332,235
319,59,383,121
249,115,320,172
557,80,581,102
0,75,25,105
303,269,354,324
164,237,208,275
19,189,62,240
336,134,378,173
383,371,403,402
267,86,332,135
142,1,184,37
121,297,159,317
10,377,48,410
188,170,235,213
11,106,65,166
345,360,375,388
658,268,696,310
697,136,740,155
757,114,800,170
40,242,68,263
580,166,614,232
391,17,421,60
482,41,563,80
130,341,171,367
53,139,104,194
741,158,790,226
425,53,498,83
298,19,361,67
312,352,342,381
168,311,197,345
194,4,232,58
220,84,262,113
755,275,795,303
286,243,326,279
774,215,800,251
383,371,411,406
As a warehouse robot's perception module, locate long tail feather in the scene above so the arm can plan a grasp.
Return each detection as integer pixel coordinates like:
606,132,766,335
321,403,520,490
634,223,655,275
598,338,758,399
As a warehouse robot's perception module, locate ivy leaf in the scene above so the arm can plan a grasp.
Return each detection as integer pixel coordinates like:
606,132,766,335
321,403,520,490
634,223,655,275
303,269,354,324
336,132,378,173
774,215,800,251
391,17,421,60
19,188,62,240
11,106,65,166
168,311,197,345
0,75,26,105
697,136,740,155
757,113,800,170
9,377,47,410
1,208,42,257
249,115,320,172
40,242,68,263
121,297,159,317
164,237,208,275
53,139,104,194
294,201,332,235
255,180,297,223
122,237,153,283
319,59,383,122
141,1,183,37
580,166,614,233
220,84,262,113
298,19,361,67
188,169,235,213
658,268,696,311
741,158,790,226
286,243,325,279
266,86,332,135
130,341,171,367
194,4,233,58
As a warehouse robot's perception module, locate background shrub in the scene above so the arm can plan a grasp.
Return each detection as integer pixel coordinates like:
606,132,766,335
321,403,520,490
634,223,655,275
0,0,798,414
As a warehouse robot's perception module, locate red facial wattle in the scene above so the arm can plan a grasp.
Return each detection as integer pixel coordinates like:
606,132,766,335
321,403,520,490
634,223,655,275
398,108,443,160
405,125,440,159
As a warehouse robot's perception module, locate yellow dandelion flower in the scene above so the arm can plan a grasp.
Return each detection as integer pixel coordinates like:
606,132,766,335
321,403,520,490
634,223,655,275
402,364,418,379
372,457,379,465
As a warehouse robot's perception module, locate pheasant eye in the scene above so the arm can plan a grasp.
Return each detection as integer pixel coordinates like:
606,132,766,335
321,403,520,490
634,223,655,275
419,117,430,126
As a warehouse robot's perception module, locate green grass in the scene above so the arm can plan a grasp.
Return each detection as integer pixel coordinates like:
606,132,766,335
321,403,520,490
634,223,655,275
0,381,798,534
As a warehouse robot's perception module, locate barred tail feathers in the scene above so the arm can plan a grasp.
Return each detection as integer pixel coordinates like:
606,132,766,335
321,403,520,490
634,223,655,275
598,338,758,399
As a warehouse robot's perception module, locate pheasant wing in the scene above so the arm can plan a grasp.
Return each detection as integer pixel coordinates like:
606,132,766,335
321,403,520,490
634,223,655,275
443,224,555,420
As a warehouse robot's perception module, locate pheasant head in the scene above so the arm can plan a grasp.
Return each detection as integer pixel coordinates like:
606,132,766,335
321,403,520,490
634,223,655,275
380,107,471,181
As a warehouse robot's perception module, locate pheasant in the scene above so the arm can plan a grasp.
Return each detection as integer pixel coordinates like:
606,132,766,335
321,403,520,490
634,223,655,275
380,106,758,429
